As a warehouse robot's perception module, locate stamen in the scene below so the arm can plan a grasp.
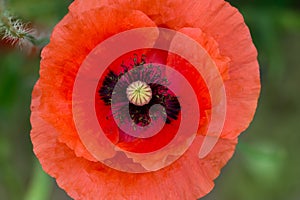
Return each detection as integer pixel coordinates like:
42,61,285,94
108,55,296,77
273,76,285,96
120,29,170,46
126,81,152,106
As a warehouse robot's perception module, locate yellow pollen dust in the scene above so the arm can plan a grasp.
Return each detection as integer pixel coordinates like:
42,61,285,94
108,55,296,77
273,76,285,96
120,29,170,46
126,81,152,106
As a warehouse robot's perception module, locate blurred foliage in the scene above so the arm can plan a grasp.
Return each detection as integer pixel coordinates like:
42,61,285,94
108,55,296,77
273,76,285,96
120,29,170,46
0,0,300,199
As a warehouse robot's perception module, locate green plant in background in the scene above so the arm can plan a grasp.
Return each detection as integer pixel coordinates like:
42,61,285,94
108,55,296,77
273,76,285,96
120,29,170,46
1,0,300,200
0,1,70,199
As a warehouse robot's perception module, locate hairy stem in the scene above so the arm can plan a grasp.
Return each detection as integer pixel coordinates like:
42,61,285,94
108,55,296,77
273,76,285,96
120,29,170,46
0,1,48,48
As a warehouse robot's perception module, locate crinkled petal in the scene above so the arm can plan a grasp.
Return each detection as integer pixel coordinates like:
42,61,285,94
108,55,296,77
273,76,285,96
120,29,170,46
31,85,237,199
38,7,157,161
69,0,260,139
31,0,260,199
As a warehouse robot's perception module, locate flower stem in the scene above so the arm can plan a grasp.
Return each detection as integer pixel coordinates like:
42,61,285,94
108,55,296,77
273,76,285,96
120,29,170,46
24,159,53,200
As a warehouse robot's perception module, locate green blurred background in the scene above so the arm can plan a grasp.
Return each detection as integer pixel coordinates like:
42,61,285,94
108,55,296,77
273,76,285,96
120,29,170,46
0,0,299,199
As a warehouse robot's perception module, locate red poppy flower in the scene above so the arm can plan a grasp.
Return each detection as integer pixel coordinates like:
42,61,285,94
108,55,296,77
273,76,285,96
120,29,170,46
30,0,260,199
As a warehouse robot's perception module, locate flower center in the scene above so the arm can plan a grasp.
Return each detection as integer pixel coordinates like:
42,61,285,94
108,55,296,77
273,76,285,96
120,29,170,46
126,80,152,106
98,53,181,127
